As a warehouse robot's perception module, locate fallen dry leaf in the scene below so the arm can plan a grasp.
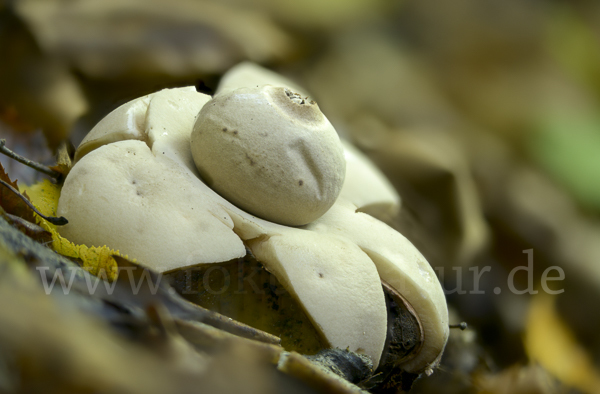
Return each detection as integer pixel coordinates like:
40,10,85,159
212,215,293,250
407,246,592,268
525,294,600,393
0,161,36,223
0,6,88,148
475,364,558,394
48,141,74,180
16,0,295,79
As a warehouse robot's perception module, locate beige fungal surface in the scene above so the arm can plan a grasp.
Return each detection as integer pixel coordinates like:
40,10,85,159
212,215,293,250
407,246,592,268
191,85,345,226
306,199,448,373
57,64,448,373
74,94,152,163
60,139,246,271
216,61,309,97
339,139,400,220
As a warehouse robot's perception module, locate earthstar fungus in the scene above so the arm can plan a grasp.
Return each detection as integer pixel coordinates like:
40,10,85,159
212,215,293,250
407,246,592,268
57,63,449,375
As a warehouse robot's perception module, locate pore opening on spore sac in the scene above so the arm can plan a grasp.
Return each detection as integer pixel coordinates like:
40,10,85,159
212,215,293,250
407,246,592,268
285,89,309,105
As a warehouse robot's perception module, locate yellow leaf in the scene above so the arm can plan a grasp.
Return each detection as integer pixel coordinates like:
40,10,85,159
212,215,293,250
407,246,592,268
524,294,600,393
21,180,121,281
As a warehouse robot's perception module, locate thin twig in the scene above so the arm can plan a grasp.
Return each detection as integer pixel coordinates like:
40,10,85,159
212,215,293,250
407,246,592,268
0,178,68,225
0,139,61,179
449,322,468,330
